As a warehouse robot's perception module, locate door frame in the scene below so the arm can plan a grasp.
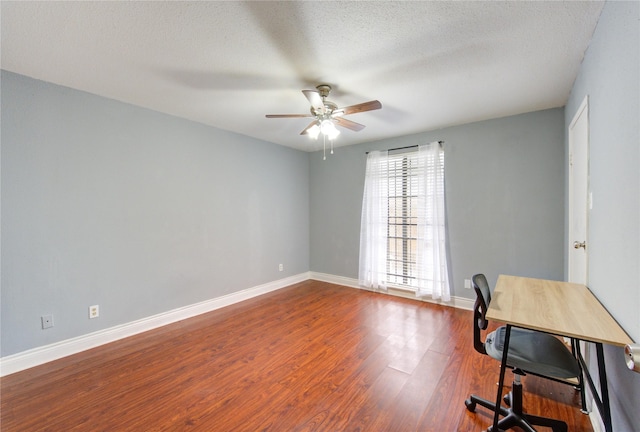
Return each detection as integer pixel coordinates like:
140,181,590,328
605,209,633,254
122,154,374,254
568,95,601,428
568,95,590,285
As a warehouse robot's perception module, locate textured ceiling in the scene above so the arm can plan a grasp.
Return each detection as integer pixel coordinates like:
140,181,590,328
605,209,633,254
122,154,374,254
1,1,604,152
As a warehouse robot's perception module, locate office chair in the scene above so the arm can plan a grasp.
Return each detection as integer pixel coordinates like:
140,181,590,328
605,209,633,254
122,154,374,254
464,274,582,432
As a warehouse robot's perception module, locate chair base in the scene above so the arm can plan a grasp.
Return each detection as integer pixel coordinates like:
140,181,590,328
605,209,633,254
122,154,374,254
465,379,568,432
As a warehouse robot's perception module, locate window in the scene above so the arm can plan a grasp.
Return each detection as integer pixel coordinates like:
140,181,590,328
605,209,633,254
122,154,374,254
387,152,420,287
359,142,450,300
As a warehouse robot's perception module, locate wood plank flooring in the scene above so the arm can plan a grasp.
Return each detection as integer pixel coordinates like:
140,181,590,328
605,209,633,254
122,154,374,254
1,280,593,431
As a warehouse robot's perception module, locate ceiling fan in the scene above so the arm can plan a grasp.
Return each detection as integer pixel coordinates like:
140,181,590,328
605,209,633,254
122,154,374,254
265,84,382,141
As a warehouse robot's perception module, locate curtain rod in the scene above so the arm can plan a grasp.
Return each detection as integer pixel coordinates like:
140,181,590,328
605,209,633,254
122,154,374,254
365,140,444,154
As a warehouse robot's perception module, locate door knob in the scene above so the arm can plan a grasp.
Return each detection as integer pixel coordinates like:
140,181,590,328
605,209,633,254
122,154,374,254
573,241,586,250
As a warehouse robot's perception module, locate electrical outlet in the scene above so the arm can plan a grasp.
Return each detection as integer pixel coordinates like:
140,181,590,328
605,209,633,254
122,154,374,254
464,279,471,289
41,314,54,329
89,305,99,319
279,263,283,272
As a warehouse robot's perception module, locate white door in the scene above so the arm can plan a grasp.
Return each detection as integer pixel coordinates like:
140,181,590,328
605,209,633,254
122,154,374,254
568,96,589,285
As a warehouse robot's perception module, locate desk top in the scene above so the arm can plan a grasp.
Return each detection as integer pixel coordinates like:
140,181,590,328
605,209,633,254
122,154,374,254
486,274,633,347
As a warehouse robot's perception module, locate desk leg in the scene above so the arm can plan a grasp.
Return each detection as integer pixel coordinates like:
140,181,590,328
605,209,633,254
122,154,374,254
572,339,588,413
492,324,511,432
596,343,613,432
577,342,613,432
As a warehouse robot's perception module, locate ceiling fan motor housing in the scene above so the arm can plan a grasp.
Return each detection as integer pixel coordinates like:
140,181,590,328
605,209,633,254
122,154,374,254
309,85,336,117
311,100,338,117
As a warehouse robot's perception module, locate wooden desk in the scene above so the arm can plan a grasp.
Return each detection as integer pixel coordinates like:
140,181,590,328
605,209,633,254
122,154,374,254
487,275,634,432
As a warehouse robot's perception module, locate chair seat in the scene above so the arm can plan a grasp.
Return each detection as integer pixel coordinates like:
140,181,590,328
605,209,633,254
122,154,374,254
485,326,581,379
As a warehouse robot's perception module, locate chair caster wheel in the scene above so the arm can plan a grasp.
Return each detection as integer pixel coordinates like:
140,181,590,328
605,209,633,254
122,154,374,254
464,398,476,412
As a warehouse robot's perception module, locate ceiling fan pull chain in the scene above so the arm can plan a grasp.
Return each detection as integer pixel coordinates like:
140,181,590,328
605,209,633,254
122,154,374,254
323,134,327,161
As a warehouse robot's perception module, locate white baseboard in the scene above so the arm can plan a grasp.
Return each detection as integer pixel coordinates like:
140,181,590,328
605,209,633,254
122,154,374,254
589,410,604,432
1,271,475,377
309,272,475,311
585,374,605,432
309,271,361,289
0,272,310,377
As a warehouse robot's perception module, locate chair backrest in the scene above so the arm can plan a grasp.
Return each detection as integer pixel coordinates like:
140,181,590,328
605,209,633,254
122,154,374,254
471,273,492,355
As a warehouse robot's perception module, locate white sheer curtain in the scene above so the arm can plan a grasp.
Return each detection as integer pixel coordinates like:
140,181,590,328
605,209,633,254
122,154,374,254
358,142,450,301
415,142,450,301
358,150,389,290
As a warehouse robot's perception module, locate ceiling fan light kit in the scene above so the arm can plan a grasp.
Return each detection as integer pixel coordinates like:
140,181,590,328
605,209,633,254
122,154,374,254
319,120,340,139
266,84,382,159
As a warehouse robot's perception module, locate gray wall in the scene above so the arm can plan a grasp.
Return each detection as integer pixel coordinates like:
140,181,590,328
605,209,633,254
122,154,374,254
564,1,639,429
1,71,310,357
310,108,566,299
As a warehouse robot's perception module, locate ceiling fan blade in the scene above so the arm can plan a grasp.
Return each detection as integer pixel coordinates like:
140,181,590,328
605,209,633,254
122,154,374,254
333,117,366,132
300,121,319,135
266,114,312,118
336,100,382,116
302,89,327,115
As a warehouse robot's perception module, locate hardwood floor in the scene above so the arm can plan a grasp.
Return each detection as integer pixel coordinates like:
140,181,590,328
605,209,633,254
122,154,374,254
1,280,593,431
